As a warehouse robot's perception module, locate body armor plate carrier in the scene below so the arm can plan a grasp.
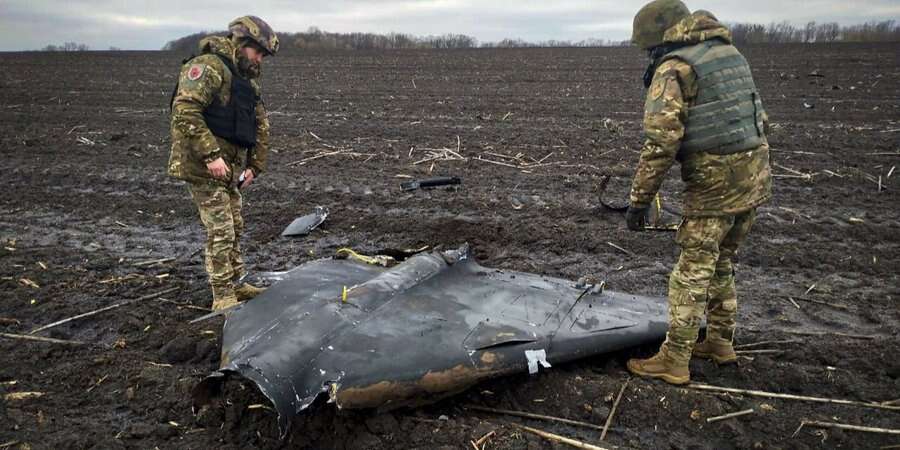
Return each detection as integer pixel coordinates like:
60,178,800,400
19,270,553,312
170,54,258,149
662,39,766,156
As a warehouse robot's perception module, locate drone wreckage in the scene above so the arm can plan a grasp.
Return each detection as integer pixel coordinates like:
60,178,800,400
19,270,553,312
193,243,669,436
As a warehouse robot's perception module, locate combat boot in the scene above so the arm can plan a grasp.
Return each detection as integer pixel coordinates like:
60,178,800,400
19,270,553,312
693,339,737,364
627,350,690,385
211,285,239,311
235,283,266,302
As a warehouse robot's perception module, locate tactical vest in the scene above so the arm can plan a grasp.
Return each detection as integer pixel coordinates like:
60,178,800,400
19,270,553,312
662,39,766,156
170,54,258,149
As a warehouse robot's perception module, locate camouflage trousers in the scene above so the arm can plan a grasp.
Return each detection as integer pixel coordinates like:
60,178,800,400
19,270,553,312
661,209,757,364
188,182,246,299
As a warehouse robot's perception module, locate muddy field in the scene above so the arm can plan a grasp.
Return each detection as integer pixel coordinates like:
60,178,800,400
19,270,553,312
1,43,899,449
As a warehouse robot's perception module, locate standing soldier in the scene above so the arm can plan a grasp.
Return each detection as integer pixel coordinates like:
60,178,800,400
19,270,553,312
168,16,279,311
624,1,773,384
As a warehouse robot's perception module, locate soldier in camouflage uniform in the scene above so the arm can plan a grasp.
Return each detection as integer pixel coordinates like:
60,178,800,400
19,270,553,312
624,0,773,384
168,16,280,311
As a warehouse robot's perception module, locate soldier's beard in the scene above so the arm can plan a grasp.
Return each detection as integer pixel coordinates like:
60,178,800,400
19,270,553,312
237,55,261,78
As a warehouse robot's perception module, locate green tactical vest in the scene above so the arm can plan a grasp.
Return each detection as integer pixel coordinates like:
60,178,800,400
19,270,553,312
662,39,766,156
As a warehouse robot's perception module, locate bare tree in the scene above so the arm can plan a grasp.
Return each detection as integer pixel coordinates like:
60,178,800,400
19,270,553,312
804,21,817,43
765,21,798,44
816,22,840,42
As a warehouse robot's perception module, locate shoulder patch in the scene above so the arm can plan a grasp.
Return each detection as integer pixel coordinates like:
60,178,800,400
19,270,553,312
187,64,205,81
649,77,667,100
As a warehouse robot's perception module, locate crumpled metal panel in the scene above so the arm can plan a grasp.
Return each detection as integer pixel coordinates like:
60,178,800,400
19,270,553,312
194,245,668,436
281,206,329,237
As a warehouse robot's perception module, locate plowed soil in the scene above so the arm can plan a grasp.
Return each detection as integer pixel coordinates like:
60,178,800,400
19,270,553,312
2,43,899,449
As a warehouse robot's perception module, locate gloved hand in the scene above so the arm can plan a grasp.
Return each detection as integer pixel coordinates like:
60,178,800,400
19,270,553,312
625,204,650,231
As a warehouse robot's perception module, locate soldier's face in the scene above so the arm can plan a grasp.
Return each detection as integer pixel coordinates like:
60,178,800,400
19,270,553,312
241,45,266,65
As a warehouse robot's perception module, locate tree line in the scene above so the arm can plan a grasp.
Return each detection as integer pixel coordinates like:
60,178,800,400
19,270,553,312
41,42,90,51
291,28,478,50
40,42,123,51
730,20,900,44
161,27,631,53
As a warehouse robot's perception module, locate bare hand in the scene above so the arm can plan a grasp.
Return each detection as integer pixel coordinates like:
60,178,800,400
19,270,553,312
206,157,228,179
240,169,255,188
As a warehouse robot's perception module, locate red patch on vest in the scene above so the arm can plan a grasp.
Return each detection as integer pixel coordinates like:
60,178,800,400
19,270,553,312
187,65,204,81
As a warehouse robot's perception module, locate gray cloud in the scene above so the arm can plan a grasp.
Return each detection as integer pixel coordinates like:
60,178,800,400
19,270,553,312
2,0,899,50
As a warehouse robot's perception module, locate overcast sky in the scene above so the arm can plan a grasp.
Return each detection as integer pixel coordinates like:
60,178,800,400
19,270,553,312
2,0,899,51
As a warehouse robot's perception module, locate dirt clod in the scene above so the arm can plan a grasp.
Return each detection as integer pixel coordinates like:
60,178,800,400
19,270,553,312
159,335,196,364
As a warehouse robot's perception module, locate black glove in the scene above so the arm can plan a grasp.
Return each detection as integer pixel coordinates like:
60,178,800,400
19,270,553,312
625,204,650,231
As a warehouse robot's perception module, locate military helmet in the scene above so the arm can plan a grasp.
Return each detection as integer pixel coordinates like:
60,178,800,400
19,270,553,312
229,15,280,56
631,0,691,50
692,9,718,21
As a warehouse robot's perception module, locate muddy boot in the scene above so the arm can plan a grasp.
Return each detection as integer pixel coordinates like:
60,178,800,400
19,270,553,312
211,285,239,311
235,283,266,302
693,339,737,364
627,350,690,385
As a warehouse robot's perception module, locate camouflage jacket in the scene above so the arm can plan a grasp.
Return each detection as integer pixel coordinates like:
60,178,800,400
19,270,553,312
630,14,772,217
168,36,270,185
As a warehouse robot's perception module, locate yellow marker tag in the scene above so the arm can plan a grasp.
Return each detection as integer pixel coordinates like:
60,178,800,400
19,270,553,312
341,286,348,303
